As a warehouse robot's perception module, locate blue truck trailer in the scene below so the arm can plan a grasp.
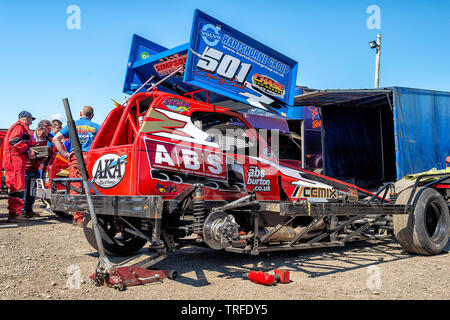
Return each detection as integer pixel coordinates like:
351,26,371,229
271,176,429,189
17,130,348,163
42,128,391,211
294,87,450,255
294,87,450,188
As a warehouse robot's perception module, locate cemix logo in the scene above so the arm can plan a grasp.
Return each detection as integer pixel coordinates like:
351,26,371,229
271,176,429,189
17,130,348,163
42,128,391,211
200,24,221,47
92,154,128,189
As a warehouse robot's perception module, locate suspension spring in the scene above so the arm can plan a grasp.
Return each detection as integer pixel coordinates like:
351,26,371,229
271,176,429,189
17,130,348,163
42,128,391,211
389,184,398,202
192,185,205,234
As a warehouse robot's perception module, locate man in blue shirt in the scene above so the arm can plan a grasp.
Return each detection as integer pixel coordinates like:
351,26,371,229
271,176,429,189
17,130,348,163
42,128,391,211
53,106,100,225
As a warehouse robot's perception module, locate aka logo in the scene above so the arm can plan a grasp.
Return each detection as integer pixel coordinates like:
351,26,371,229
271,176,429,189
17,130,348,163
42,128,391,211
92,153,128,189
200,23,221,47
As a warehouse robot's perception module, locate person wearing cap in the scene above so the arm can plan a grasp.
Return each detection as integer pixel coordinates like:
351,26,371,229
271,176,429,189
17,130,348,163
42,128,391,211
41,119,66,213
2,111,36,223
42,119,64,175
46,119,63,149
53,106,100,226
22,119,52,217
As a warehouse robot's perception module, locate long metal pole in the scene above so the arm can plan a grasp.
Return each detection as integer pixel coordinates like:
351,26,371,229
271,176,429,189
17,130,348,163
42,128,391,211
374,34,381,88
379,107,385,183
62,98,112,272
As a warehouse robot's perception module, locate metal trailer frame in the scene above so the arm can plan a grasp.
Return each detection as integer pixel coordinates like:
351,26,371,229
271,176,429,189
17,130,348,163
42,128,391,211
406,172,450,206
207,182,411,255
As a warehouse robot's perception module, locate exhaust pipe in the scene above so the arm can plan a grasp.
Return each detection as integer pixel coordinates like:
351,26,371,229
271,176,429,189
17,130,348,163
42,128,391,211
260,218,325,243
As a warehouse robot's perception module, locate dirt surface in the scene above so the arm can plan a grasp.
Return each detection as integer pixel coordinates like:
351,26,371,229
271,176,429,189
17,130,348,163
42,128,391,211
0,197,449,301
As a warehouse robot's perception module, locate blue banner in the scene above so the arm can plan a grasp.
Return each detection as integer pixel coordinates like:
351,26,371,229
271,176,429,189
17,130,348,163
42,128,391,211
131,43,188,92
184,10,298,112
123,34,168,94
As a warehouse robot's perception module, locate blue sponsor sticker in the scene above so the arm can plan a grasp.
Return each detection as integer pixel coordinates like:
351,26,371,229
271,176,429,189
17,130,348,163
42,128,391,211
184,10,298,111
200,24,222,47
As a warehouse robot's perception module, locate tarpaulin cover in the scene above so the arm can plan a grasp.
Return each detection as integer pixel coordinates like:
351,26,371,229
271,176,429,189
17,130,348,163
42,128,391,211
303,87,449,185
293,89,391,108
392,87,450,179
322,106,383,182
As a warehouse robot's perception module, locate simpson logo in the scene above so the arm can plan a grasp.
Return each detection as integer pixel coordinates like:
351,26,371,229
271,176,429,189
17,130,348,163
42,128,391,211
154,54,187,76
293,186,337,199
91,154,128,189
200,23,221,47
246,166,271,192
162,98,191,113
252,74,285,98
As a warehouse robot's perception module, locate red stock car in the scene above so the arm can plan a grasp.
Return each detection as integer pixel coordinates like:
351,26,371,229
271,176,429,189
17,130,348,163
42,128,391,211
38,90,450,259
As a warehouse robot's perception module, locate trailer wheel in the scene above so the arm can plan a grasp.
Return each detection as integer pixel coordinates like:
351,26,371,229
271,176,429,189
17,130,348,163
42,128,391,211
83,215,147,256
394,187,449,255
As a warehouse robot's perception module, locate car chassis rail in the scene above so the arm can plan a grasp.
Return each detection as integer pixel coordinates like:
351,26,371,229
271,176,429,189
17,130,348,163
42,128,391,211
212,183,414,255
39,177,449,256
47,178,164,219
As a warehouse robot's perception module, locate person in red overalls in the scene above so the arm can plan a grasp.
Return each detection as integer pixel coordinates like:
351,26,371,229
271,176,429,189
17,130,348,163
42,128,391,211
2,111,36,223
23,120,52,217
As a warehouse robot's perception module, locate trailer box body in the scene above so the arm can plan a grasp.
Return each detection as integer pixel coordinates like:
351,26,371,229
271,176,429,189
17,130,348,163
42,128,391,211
392,87,450,178
294,87,450,188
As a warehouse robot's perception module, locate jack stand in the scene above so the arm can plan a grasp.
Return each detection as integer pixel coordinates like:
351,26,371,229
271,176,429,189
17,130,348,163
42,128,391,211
63,98,177,291
90,267,177,291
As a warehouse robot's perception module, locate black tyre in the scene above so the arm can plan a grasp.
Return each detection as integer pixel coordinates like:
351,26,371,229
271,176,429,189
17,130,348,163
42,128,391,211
394,187,449,255
54,210,72,219
167,270,177,279
83,215,147,256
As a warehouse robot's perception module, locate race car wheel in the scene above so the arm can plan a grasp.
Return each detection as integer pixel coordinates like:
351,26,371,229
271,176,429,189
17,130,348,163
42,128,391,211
83,215,147,256
394,187,449,255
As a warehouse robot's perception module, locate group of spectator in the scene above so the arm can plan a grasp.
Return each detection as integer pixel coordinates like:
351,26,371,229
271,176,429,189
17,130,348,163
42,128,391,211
2,106,99,226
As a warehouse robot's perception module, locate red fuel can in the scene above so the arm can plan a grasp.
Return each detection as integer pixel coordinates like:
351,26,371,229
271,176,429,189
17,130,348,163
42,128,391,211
245,271,277,286
274,269,290,283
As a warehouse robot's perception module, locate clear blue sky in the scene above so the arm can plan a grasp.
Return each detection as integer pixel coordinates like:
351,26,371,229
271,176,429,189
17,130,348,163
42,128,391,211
0,0,449,129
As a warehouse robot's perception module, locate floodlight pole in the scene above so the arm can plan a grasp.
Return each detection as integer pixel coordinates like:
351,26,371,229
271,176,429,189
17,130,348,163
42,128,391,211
374,34,381,88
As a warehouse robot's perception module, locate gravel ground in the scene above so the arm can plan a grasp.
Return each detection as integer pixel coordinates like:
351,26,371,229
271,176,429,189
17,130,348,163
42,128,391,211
0,197,449,301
